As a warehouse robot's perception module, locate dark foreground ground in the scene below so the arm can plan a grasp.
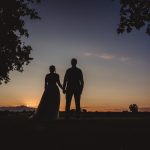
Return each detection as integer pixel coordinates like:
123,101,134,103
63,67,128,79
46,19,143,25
0,112,150,150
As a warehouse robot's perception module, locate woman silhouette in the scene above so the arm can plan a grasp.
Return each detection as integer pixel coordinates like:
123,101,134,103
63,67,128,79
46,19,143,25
31,65,63,121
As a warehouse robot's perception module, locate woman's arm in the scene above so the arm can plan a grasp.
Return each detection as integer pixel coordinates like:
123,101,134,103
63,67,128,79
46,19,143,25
57,75,63,90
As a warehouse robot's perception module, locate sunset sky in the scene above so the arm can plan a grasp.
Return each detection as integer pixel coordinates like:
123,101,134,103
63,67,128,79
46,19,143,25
0,0,150,111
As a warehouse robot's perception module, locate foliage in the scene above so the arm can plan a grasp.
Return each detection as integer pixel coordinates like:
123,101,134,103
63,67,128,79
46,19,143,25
129,104,139,112
0,0,41,84
118,0,150,35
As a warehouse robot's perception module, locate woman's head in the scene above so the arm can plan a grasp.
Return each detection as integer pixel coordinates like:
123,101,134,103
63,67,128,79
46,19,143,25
49,65,56,73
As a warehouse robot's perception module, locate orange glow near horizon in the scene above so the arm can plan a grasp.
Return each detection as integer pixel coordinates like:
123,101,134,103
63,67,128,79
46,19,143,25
0,97,148,112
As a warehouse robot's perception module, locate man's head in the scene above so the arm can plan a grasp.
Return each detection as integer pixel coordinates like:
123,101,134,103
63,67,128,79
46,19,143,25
71,58,77,67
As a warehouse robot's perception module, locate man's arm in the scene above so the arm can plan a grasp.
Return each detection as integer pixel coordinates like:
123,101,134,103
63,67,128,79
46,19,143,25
63,70,68,93
80,70,84,93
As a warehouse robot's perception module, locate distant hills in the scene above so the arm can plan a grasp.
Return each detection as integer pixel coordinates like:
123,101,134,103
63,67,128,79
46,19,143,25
0,105,35,112
0,105,149,112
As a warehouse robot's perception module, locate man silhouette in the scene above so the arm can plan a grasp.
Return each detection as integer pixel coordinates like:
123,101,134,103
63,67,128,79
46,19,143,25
63,58,84,118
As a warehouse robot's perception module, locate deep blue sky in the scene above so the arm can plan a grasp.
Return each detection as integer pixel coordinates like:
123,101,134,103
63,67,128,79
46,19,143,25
0,0,150,111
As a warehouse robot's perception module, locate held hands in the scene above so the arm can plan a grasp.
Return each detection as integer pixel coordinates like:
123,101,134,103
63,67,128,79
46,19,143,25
63,88,66,94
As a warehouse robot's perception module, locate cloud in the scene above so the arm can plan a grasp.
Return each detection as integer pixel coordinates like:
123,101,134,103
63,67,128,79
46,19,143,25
84,52,115,60
97,53,115,60
84,52,93,57
84,52,130,62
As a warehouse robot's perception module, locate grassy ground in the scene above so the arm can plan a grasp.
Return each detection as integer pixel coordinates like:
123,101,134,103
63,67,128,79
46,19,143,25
0,112,150,150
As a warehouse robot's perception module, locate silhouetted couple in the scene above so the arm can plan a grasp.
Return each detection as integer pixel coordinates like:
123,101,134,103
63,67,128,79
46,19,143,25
31,58,84,121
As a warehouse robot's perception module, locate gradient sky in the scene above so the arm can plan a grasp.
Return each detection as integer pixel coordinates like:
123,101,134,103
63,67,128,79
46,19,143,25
0,0,150,111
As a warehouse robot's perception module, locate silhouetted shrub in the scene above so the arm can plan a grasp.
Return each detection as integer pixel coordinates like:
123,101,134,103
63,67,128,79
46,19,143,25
82,109,87,113
129,104,138,113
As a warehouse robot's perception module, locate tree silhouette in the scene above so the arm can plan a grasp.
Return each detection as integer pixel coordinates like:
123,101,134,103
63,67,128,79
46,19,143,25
129,104,139,113
0,0,41,84
118,0,150,35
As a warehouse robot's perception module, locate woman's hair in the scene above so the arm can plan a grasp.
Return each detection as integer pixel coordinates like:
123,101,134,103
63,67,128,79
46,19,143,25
71,58,77,66
49,65,56,73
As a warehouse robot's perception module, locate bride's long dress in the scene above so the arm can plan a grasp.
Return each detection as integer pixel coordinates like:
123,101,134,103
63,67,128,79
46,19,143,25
33,73,60,121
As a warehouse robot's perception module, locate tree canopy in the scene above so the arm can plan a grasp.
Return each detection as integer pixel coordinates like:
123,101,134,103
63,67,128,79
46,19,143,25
118,0,150,35
0,0,40,84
